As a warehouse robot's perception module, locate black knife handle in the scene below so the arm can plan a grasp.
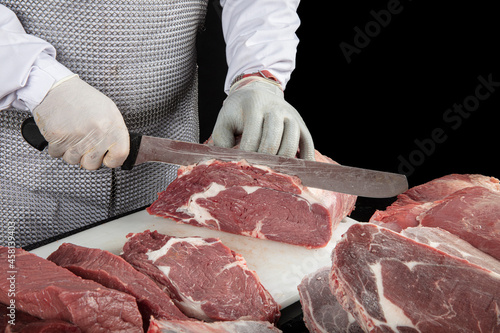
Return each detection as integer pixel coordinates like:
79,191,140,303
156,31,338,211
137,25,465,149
121,132,142,171
21,117,48,151
21,117,142,170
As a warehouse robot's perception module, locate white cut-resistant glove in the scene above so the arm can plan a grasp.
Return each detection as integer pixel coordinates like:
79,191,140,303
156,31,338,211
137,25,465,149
212,76,315,160
32,76,129,170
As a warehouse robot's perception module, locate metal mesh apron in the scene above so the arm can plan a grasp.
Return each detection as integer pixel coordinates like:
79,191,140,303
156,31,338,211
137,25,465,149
0,0,208,248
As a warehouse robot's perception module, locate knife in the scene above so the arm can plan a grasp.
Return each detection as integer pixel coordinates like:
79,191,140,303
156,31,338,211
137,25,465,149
21,117,408,198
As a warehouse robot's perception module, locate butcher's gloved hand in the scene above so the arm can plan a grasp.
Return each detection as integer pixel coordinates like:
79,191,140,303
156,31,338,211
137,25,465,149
212,75,315,160
32,76,129,170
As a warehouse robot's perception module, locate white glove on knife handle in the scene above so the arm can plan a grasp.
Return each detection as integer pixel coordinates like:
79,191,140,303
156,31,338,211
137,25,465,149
212,75,315,161
32,76,129,170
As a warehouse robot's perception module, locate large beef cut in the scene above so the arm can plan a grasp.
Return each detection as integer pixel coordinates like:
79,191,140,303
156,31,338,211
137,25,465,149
370,174,500,260
0,303,81,333
330,223,500,332
147,151,356,248
0,247,143,333
47,243,189,328
147,318,282,333
298,266,363,333
402,226,500,275
121,230,280,323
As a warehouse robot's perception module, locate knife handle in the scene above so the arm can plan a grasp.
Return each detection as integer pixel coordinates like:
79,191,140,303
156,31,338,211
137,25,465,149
121,132,142,171
21,117,48,151
21,117,142,170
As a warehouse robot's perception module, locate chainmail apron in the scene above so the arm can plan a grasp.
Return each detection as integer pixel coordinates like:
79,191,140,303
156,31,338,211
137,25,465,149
0,0,208,248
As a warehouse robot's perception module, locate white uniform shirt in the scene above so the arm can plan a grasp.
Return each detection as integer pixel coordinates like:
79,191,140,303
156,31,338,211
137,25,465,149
0,0,300,111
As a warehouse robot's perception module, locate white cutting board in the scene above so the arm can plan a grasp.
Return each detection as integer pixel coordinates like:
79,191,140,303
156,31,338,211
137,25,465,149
31,210,358,308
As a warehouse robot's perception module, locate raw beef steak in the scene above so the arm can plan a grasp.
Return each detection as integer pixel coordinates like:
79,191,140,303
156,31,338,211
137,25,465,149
0,247,143,333
298,267,363,333
401,227,500,275
121,230,280,323
395,173,500,202
147,318,282,333
370,174,500,260
330,223,500,333
0,303,81,333
47,243,189,328
417,186,500,260
370,174,500,230
147,152,356,248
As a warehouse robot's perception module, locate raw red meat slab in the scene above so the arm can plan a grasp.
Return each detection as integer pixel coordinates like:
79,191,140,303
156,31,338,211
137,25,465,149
370,174,500,230
370,174,500,260
147,318,282,333
47,243,189,328
418,186,500,260
0,303,81,333
370,174,500,231
402,226,500,275
298,267,363,333
121,230,280,323
0,247,143,333
330,223,500,332
147,152,356,248
398,174,500,202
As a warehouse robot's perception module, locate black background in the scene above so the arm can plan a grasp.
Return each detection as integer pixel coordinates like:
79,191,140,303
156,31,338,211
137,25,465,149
196,2,499,331
197,1,499,221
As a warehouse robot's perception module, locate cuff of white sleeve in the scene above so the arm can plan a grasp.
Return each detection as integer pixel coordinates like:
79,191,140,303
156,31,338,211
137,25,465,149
225,68,290,94
14,53,74,112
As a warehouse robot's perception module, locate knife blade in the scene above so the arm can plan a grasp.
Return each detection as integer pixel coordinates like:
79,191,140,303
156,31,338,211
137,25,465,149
21,117,408,198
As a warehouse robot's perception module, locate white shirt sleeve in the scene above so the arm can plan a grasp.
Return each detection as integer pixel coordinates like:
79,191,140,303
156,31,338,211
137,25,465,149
0,5,74,112
220,0,300,93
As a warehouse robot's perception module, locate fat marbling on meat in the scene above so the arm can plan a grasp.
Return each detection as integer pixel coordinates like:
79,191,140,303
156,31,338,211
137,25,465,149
147,317,282,333
330,223,500,332
370,174,500,260
147,151,356,248
298,266,363,333
121,230,280,323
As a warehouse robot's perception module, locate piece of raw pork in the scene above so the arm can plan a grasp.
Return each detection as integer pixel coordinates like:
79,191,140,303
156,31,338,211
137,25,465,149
147,151,356,248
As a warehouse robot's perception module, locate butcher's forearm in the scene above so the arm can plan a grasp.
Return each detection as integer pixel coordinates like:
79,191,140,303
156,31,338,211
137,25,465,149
220,0,300,93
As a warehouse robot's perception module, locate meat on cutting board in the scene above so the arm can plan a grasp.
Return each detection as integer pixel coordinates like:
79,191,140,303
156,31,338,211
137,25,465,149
47,243,190,328
147,151,356,248
121,230,281,323
147,318,282,333
0,247,143,333
330,223,500,333
298,266,363,333
370,174,500,260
